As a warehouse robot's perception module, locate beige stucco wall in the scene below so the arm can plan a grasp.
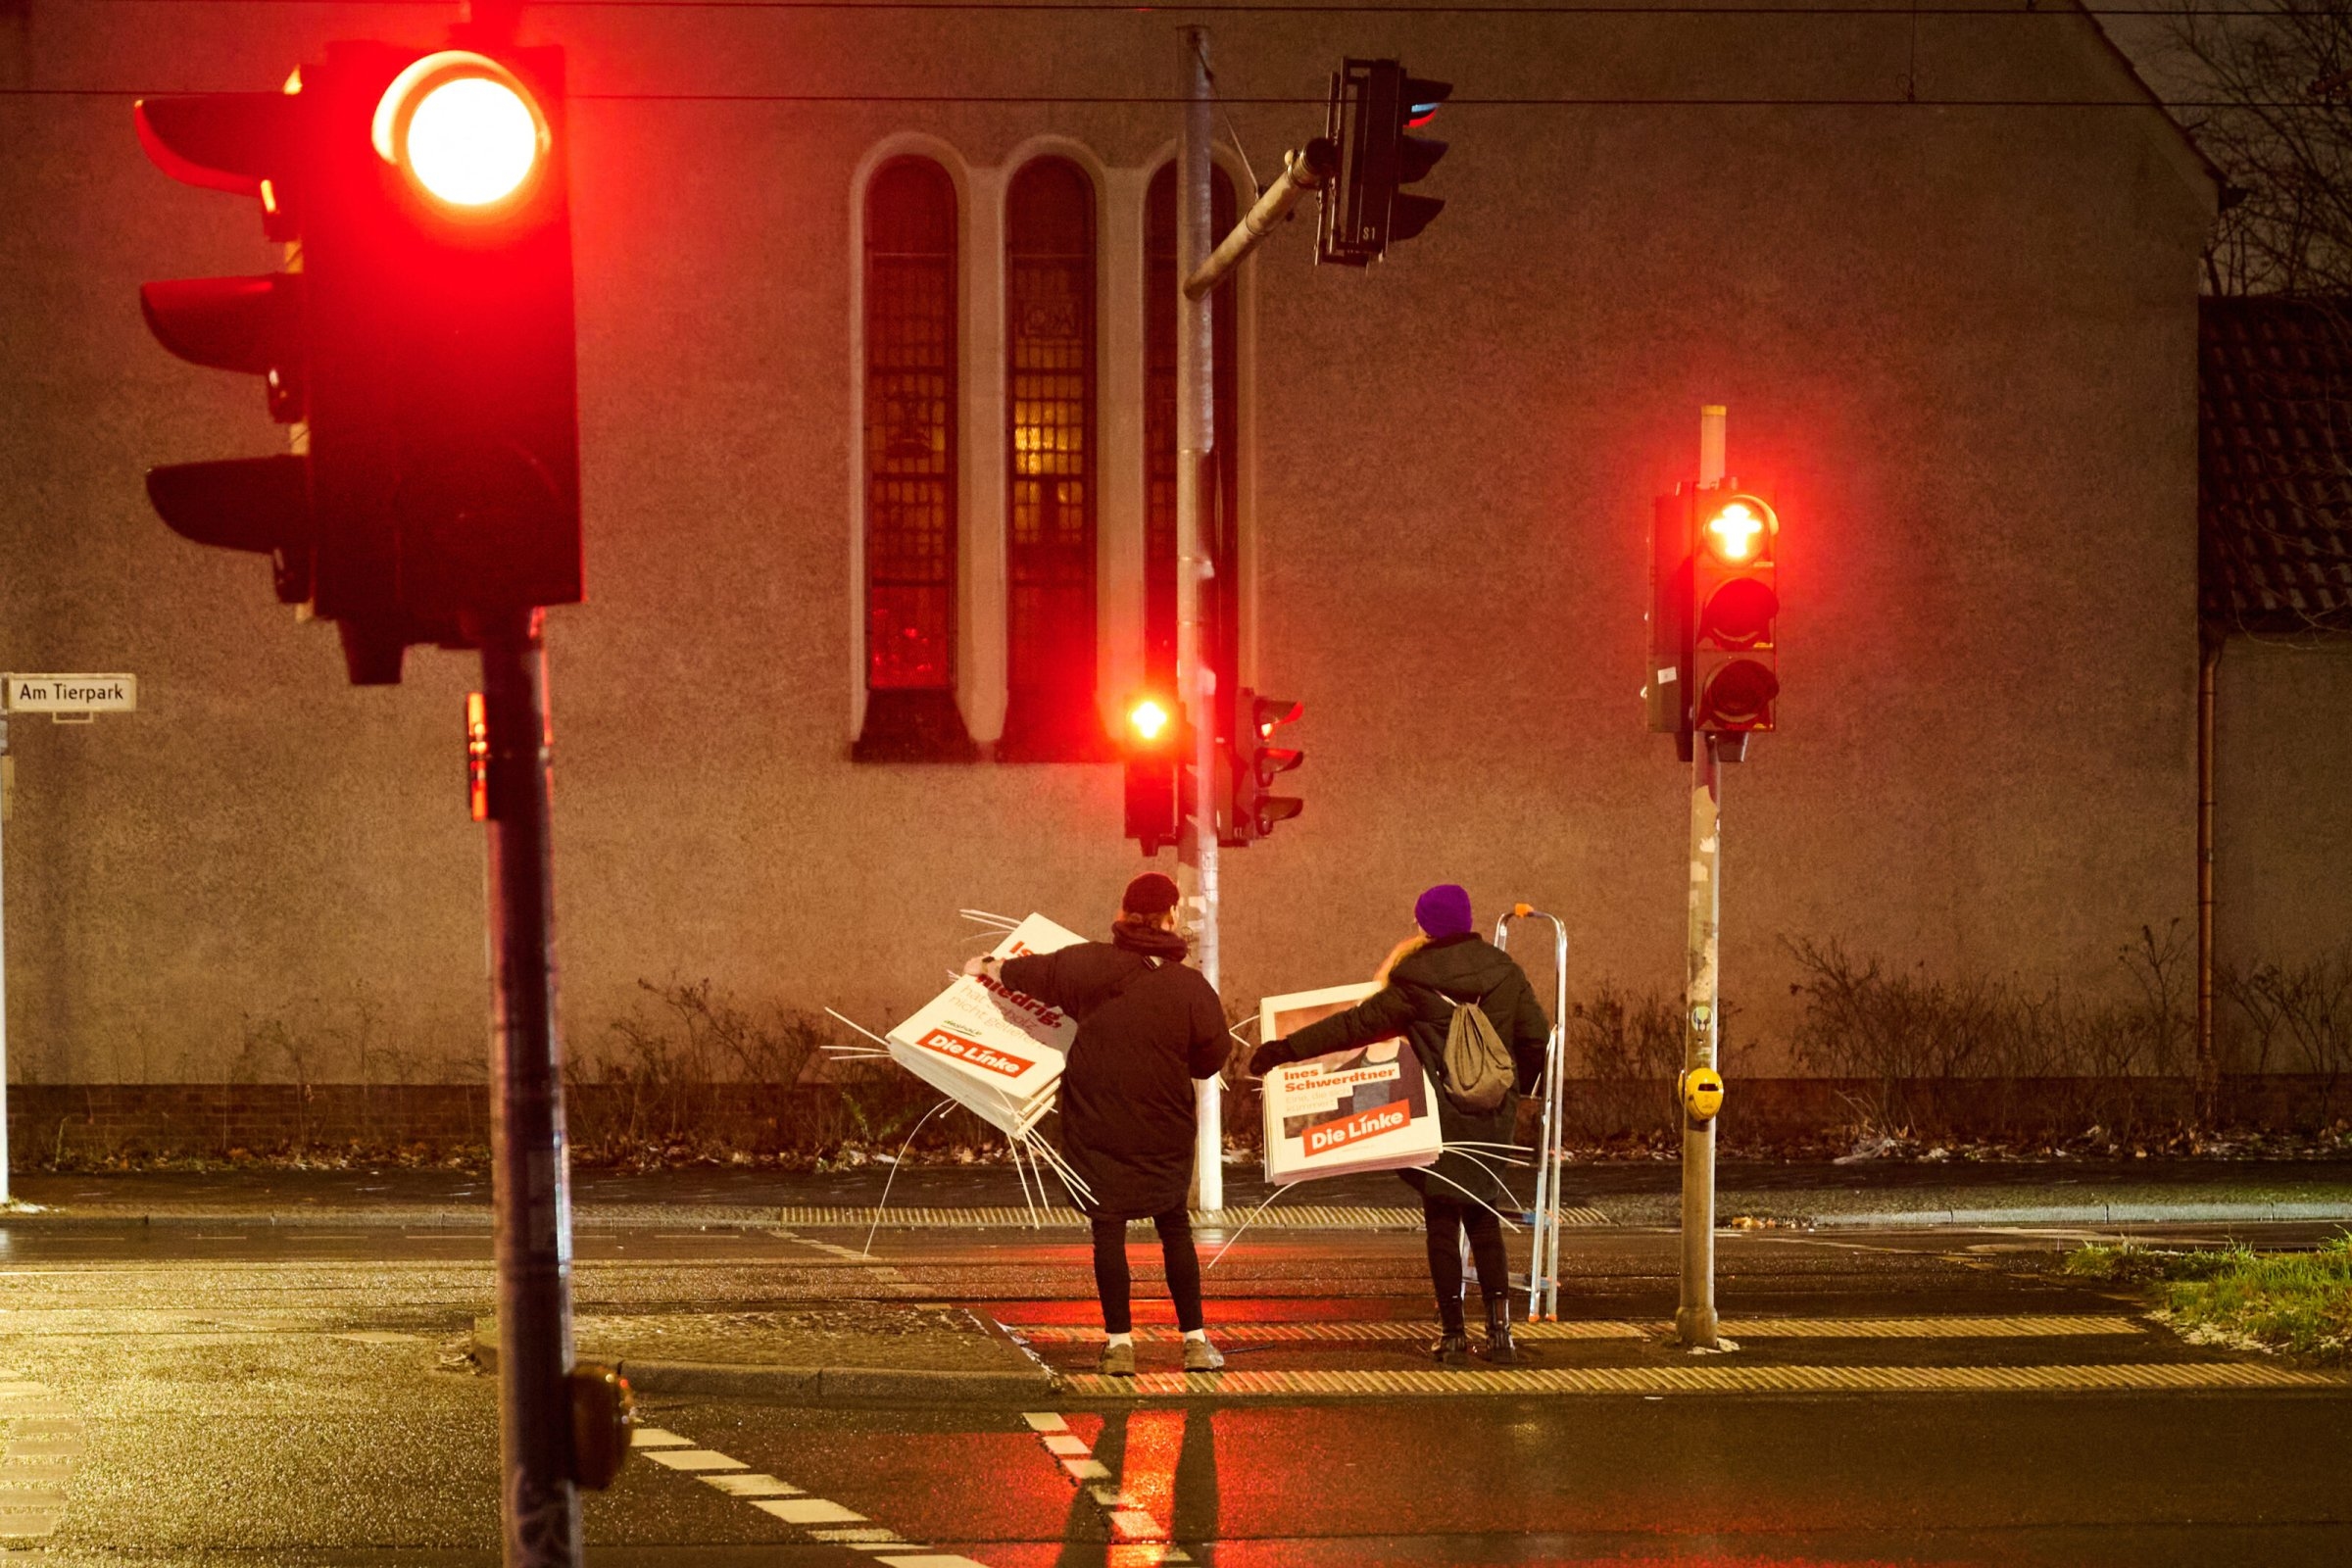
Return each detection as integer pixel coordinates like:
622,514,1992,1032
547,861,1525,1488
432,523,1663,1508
0,2,2225,1082
2214,640,2352,977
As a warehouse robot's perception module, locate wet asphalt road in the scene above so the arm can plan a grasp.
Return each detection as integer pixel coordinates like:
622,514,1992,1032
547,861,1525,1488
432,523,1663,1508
0,1220,2346,1565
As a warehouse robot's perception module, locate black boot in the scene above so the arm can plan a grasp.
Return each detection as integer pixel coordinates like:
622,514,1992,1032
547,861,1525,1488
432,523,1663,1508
1478,1299,1518,1365
1430,1323,1472,1364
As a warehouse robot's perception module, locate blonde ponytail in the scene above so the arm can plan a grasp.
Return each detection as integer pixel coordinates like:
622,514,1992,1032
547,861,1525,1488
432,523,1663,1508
1375,933,1427,986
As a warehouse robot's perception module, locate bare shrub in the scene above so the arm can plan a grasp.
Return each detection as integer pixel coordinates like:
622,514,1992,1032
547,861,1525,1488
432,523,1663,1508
2225,950,2352,1123
1564,980,1683,1140
565,978,991,1162
1787,924,2196,1143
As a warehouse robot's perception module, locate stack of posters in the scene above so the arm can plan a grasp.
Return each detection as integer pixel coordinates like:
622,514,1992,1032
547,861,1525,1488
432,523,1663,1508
1257,982,1443,1185
885,913,1087,1138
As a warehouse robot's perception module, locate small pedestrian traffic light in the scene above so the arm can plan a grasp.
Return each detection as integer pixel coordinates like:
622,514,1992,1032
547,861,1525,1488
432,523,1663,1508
1228,690,1305,843
1121,689,1186,856
1690,488,1780,734
1319,58,1451,266
135,34,580,688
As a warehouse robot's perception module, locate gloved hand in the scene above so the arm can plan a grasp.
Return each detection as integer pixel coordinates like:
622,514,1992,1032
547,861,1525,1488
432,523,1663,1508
1249,1039,1290,1078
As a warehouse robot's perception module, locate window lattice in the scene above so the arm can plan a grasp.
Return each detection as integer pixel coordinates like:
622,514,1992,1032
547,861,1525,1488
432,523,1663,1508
864,158,958,694
1003,158,1103,758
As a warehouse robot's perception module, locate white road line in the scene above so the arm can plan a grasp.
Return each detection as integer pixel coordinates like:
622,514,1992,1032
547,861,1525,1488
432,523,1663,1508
755,1498,867,1525
0,1384,79,1543
642,1449,748,1472
700,1474,802,1497
1021,1411,1194,1564
636,1424,981,1563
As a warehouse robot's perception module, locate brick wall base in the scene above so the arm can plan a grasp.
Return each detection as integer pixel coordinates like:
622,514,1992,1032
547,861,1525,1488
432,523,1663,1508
5,1076,2343,1166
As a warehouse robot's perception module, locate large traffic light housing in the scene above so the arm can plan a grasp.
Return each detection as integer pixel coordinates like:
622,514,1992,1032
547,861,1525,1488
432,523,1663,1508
1226,690,1305,844
1319,58,1450,266
1650,483,1782,746
1690,488,1780,734
1121,691,1189,856
136,34,580,685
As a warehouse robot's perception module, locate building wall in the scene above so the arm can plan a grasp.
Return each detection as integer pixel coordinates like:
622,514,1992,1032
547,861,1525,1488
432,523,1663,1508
2215,640,2352,976
0,2,2219,1084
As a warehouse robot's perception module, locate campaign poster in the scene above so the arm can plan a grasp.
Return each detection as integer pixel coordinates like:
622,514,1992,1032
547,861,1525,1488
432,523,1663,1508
885,913,1087,1135
1257,983,1442,1184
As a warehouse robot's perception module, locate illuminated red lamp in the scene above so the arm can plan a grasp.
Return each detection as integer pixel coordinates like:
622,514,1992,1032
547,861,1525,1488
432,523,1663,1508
371,51,549,212
1691,489,1780,734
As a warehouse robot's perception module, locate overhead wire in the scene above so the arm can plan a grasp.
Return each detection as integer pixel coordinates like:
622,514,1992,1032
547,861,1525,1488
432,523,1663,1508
0,86,2299,106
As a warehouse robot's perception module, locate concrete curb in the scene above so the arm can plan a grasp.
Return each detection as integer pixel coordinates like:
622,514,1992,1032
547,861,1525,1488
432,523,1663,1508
468,1320,1059,1405
1807,1200,2352,1228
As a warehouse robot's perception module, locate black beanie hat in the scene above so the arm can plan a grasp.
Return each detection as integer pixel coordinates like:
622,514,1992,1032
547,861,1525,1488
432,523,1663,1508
1122,872,1181,917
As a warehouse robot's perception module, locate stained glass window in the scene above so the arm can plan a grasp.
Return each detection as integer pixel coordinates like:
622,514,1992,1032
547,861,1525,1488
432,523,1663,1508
1000,158,1107,761
858,157,973,760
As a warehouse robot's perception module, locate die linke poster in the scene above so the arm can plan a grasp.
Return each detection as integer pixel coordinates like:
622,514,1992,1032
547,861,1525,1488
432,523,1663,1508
1257,982,1442,1184
886,912,1085,1136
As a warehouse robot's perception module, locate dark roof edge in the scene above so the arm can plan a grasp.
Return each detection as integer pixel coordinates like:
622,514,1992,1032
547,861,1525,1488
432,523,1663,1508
2061,0,2223,214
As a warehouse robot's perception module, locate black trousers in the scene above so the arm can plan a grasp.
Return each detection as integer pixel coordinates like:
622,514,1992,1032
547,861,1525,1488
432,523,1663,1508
1423,1192,1510,1333
1090,1208,1205,1335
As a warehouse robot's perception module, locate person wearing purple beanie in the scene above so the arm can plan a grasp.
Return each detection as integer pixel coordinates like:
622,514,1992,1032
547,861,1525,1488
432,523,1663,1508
1249,883,1551,1364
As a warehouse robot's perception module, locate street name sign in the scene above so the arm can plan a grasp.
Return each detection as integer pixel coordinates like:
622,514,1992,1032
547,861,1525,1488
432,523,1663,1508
5,674,137,713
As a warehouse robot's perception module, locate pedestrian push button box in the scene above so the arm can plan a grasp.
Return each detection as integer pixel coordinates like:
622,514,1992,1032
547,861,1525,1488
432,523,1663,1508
1681,1067,1726,1123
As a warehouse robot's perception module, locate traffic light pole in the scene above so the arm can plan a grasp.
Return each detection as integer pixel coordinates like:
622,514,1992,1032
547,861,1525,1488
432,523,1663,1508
1676,732,1723,1349
0,717,10,1206
1177,24,1224,1212
477,611,583,1568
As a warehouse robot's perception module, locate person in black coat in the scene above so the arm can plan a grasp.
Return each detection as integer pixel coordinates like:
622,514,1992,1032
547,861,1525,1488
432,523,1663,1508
965,872,1231,1376
1250,883,1549,1365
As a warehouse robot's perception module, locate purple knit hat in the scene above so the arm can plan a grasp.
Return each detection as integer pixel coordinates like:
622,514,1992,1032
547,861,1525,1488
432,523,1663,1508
1413,884,1474,939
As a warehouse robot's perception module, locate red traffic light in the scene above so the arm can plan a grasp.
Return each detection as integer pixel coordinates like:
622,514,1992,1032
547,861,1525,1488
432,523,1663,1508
1127,696,1174,745
372,52,549,212
1699,659,1781,729
1690,487,1781,735
1700,497,1772,564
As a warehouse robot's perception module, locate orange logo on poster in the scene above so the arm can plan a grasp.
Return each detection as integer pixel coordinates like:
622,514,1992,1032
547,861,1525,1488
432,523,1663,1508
1304,1102,1410,1154
917,1028,1033,1079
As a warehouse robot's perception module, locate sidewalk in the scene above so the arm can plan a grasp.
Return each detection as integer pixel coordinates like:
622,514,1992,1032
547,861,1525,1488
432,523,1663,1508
15,1157,2352,1228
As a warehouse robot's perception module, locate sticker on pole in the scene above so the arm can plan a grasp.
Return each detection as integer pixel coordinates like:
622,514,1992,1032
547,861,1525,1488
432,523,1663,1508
1258,982,1441,1185
5,674,137,715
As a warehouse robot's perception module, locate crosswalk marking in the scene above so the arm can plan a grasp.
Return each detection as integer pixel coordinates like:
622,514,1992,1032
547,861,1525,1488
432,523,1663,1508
0,1381,78,1543
641,1424,973,1561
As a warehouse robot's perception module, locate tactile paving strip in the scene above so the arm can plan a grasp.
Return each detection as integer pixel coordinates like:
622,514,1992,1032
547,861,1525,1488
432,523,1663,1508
1725,1315,2145,1339
1004,1315,2143,1346
774,1204,1610,1230
1009,1320,1649,1345
1059,1361,2346,1399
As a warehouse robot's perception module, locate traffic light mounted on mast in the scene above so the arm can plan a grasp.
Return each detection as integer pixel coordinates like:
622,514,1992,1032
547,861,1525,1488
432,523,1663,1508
1121,690,1188,856
1648,480,1781,756
1690,488,1780,736
1227,690,1305,844
136,33,581,686
1319,58,1451,266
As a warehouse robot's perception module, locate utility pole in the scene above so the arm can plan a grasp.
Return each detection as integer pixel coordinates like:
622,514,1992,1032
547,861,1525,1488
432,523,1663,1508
1176,25,1223,1211
1676,405,1729,1351
0,715,10,1207
478,610,582,1568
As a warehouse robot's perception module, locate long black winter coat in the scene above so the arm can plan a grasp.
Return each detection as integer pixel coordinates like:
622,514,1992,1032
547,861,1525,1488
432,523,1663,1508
1273,932,1550,1205
1001,922,1229,1221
